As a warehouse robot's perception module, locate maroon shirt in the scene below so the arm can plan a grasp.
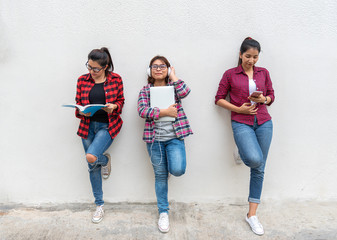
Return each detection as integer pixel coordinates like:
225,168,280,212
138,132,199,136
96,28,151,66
215,65,275,126
75,72,125,139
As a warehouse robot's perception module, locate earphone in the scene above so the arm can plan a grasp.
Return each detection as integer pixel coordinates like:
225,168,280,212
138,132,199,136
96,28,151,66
147,66,171,77
149,123,163,167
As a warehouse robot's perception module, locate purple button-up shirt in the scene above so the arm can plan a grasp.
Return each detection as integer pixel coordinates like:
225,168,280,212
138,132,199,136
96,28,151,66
215,65,275,126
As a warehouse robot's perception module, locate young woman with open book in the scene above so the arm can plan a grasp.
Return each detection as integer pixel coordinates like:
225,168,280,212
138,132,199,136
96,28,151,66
137,55,192,233
74,47,124,223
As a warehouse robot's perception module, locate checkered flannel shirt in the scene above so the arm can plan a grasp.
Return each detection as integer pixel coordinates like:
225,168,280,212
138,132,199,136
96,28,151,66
75,72,124,139
137,79,193,143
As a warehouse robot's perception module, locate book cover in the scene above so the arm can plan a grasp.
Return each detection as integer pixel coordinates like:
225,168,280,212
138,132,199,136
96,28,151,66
62,104,106,116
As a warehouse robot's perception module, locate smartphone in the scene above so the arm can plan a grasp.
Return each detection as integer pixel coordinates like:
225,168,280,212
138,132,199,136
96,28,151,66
250,91,263,98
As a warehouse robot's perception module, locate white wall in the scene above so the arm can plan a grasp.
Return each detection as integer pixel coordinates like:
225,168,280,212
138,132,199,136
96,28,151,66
1,0,336,204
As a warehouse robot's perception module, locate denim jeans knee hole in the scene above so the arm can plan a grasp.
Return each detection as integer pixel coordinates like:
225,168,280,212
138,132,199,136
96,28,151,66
86,154,97,164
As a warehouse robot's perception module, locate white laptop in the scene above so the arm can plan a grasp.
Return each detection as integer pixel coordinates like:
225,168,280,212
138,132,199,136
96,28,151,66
150,86,175,122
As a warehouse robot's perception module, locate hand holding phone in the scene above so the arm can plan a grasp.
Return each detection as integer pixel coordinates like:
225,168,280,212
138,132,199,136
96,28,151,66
250,91,263,98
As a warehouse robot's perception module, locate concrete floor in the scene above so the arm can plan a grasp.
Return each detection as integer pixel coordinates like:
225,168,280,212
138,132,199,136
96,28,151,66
1,201,337,240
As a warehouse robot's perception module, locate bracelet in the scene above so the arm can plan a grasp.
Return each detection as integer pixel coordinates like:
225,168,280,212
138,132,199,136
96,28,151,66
264,96,268,104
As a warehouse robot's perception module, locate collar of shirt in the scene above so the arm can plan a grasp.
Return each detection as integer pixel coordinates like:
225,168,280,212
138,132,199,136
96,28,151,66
150,82,171,87
234,65,264,75
84,72,117,83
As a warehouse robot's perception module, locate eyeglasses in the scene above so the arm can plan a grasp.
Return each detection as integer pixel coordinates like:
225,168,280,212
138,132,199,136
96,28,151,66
150,64,167,70
85,62,104,73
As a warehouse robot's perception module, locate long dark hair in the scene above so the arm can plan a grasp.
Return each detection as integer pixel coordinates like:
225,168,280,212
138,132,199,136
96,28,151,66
238,37,261,66
147,55,171,84
88,47,114,76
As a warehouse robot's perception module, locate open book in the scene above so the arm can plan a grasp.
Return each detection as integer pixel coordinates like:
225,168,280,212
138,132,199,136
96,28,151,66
62,104,106,116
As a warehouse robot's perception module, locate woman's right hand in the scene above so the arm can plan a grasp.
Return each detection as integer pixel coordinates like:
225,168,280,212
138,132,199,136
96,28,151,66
159,104,178,118
79,111,91,117
169,66,179,82
166,104,178,117
238,102,258,115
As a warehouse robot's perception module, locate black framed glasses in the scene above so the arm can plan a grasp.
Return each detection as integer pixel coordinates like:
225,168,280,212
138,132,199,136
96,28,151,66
85,62,104,73
150,64,167,70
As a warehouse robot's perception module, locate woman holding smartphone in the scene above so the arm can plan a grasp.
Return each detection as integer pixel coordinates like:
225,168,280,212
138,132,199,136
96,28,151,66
137,56,192,233
215,37,275,235
75,47,124,223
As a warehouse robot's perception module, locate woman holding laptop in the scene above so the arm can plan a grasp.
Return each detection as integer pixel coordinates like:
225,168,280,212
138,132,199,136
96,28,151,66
215,37,275,235
137,55,192,233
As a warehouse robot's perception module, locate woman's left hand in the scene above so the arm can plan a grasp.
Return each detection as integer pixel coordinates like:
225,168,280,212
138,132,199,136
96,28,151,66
248,94,266,104
103,103,117,114
169,66,179,82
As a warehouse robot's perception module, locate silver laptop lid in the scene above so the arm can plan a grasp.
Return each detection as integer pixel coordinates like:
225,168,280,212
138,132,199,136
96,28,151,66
150,86,175,122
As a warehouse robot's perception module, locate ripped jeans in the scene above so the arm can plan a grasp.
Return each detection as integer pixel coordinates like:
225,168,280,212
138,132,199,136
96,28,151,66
82,121,113,206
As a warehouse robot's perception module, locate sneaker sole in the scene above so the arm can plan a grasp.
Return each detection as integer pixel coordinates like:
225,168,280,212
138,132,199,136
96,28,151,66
102,173,109,179
92,217,103,224
158,226,170,233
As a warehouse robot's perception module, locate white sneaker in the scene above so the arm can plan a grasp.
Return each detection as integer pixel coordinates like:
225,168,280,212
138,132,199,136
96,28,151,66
102,153,111,179
233,145,242,164
158,212,170,233
92,205,104,223
245,215,264,235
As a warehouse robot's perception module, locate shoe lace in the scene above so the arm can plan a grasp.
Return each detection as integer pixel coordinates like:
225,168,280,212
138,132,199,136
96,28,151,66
94,206,104,218
159,213,169,225
250,216,262,228
102,165,108,174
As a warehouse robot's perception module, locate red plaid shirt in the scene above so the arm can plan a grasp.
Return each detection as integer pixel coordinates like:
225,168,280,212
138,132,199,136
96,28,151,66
215,65,275,126
75,72,124,139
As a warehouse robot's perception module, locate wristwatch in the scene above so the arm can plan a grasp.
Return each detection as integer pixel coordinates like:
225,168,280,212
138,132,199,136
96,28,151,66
264,96,268,104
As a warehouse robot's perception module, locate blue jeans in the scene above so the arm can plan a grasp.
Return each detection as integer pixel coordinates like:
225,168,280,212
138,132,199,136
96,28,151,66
146,138,186,214
231,118,273,204
82,121,113,206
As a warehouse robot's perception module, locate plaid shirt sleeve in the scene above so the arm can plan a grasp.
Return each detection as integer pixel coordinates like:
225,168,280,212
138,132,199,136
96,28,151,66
109,76,125,116
171,80,193,140
104,73,124,139
75,77,85,120
75,74,92,138
215,71,231,104
137,85,160,121
172,79,191,99
264,69,275,106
